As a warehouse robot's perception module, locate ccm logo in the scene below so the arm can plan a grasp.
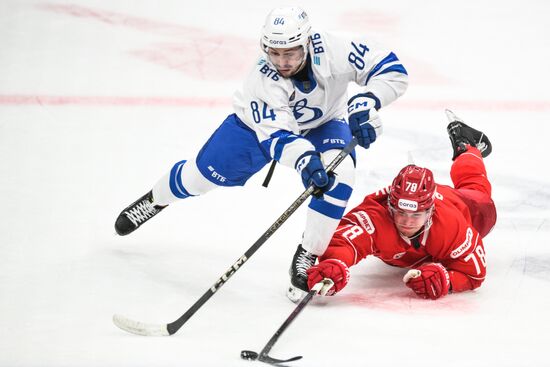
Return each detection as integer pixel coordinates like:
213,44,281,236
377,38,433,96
398,199,418,211
450,228,474,259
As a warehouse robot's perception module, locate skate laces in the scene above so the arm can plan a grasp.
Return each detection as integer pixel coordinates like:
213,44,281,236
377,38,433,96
295,249,317,277
124,200,159,226
449,122,463,141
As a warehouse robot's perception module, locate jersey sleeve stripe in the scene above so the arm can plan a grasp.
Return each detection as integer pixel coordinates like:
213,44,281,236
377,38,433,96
261,131,301,160
365,52,408,85
375,64,408,78
366,52,399,82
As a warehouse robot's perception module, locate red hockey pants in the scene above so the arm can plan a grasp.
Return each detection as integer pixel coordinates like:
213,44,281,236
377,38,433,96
450,146,497,238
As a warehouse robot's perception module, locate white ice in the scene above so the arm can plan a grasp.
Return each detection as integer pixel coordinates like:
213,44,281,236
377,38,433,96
1,1,550,366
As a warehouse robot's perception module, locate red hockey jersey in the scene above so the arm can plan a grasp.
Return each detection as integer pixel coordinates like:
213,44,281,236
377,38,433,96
321,184,487,292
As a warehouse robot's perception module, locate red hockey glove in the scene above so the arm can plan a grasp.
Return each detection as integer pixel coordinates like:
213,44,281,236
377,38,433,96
307,259,350,296
403,263,450,300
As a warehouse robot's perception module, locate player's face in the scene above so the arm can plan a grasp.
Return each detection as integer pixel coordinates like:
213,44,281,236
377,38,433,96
390,207,431,237
267,46,305,78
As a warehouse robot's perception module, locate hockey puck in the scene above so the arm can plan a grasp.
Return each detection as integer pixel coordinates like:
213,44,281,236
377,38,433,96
240,350,259,361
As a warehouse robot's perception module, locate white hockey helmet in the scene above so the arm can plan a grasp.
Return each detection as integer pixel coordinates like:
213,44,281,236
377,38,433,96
261,7,312,52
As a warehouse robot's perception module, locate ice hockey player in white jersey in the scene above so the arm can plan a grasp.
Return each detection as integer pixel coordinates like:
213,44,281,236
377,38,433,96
114,6,408,302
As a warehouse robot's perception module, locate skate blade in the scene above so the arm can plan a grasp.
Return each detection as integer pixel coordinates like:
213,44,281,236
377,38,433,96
445,109,463,123
286,285,307,303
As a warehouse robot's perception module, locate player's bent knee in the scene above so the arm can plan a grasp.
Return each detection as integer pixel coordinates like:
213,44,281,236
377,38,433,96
175,159,219,196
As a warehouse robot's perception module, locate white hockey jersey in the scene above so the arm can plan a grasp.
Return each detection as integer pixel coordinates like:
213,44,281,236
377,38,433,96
233,30,408,169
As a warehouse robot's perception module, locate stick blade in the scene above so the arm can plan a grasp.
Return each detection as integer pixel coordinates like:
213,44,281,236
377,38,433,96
112,314,170,336
259,354,303,366
445,109,462,123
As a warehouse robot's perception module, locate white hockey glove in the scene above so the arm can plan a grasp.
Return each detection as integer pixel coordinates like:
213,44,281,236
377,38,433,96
347,92,382,149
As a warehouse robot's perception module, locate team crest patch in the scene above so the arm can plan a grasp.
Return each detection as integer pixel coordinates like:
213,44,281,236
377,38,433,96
393,252,406,260
450,227,474,259
352,211,375,234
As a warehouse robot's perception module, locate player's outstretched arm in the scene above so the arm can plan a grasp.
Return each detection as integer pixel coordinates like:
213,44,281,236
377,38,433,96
306,259,350,296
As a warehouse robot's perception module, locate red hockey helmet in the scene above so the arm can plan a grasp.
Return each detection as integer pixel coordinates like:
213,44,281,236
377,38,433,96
389,165,435,212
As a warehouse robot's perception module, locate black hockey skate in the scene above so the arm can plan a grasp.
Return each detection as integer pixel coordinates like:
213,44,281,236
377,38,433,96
115,191,166,236
446,109,492,160
287,244,317,303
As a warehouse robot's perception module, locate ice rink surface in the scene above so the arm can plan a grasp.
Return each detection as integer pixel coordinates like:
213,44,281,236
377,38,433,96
1,1,550,366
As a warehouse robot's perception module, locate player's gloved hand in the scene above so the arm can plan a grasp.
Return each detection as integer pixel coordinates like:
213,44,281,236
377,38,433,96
307,259,350,296
347,93,382,149
295,151,334,196
403,263,450,300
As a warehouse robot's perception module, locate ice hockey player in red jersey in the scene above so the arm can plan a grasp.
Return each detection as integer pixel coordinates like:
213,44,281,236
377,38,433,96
307,110,496,300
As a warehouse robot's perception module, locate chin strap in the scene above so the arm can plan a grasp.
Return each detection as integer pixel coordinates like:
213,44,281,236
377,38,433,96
293,43,310,75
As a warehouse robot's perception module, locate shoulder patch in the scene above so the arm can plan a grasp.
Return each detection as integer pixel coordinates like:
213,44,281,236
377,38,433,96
352,210,375,235
258,62,281,81
450,227,474,259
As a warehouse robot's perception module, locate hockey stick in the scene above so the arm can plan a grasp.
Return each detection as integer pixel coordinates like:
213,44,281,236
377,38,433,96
113,138,358,336
240,279,334,366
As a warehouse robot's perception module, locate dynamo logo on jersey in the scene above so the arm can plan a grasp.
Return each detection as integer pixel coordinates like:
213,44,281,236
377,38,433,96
292,98,323,124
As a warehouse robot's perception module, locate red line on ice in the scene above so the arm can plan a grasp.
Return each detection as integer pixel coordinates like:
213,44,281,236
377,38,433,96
0,95,231,107
1,94,549,111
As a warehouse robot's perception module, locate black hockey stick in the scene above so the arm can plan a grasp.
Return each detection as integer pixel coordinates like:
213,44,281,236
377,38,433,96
113,138,357,336
240,279,334,366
